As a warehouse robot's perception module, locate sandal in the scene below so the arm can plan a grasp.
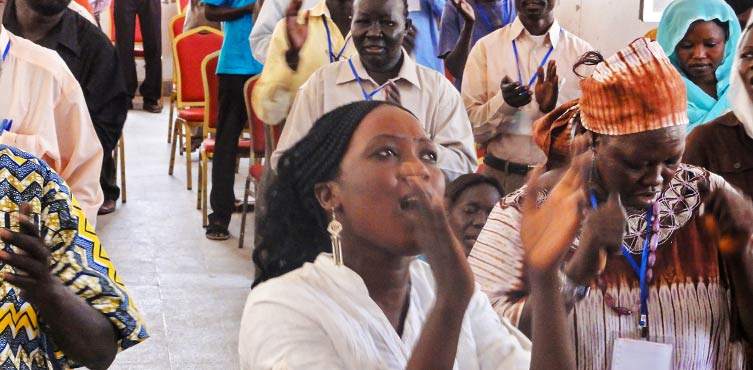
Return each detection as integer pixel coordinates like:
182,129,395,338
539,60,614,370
206,225,230,241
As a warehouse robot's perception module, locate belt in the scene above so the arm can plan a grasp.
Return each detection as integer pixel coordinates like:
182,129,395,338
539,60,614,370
483,153,535,176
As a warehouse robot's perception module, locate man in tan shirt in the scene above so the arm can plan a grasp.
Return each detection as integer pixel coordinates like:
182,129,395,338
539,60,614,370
461,0,591,192
272,0,477,180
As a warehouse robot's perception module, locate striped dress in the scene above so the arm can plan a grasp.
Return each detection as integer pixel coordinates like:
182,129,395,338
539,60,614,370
469,164,752,370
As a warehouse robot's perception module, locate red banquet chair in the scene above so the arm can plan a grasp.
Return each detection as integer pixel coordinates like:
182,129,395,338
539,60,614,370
167,26,224,190
238,77,281,248
166,12,187,144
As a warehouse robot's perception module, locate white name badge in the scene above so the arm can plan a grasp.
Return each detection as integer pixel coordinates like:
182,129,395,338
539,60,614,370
610,338,673,370
407,0,421,12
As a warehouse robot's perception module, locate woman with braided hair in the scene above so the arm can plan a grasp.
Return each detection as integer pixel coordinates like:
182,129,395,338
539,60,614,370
239,100,591,370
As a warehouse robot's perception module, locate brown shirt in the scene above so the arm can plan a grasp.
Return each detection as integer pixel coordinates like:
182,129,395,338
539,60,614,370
684,112,753,197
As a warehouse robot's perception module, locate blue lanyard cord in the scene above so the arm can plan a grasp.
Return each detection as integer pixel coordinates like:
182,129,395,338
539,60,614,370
589,191,653,320
512,39,554,88
322,17,351,63
2,40,10,62
348,59,388,101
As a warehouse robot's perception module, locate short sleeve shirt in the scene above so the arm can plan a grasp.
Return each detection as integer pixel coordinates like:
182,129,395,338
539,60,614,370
201,0,263,75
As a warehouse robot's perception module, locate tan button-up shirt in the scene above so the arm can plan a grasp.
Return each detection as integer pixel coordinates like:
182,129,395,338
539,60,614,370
272,51,478,180
0,27,104,227
461,18,592,165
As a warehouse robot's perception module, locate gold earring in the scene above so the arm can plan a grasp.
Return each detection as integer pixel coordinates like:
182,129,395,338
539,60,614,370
327,208,343,266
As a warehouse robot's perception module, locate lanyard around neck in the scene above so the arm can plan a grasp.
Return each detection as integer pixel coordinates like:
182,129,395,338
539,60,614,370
1,41,9,62
475,0,510,31
322,16,352,63
511,36,554,88
348,58,389,101
589,191,654,335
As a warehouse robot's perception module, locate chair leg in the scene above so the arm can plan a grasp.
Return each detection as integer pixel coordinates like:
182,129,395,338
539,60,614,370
202,150,209,227
119,135,126,203
185,128,193,190
168,118,182,175
238,174,252,249
167,94,175,144
197,150,203,210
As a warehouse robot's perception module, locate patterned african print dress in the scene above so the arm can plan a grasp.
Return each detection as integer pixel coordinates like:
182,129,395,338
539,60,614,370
0,145,148,369
469,164,752,370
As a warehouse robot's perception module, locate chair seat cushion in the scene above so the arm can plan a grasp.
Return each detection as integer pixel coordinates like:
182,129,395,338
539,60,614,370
178,107,205,122
250,164,264,181
201,137,252,153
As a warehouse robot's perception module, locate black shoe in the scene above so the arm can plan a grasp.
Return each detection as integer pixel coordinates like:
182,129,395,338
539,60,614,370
98,199,117,215
143,101,162,113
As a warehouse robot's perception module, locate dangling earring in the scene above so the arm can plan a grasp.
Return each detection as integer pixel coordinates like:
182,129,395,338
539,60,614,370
327,208,343,266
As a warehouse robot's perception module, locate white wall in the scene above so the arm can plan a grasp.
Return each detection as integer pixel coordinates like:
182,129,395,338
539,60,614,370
556,0,659,56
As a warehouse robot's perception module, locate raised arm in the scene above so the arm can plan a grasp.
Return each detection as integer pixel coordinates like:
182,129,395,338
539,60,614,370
204,0,255,22
441,0,475,81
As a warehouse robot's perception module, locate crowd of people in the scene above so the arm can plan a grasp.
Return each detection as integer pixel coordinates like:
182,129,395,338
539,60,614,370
0,0,751,367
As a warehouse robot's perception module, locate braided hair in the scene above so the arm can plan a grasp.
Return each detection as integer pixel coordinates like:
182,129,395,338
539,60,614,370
253,101,413,287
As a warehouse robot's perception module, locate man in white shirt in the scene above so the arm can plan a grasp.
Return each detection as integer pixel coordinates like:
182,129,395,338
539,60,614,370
462,0,591,192
0,0,104,227
272,0,477,180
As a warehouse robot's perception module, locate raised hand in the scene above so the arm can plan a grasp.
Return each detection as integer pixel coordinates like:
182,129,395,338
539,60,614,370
285,0,310,53
384,80,401,106
404,176,474,301
535,60,559,113
452,0,475,23
521,134,591,273
403,23,418,56
0,203,61,304
500,76,532,108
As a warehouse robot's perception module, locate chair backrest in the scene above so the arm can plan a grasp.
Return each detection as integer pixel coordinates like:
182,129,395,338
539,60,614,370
173,27,224,107
109,1,143,43
169,12,186,42
201,51,221,133
244,76,281,160
177,0,190,14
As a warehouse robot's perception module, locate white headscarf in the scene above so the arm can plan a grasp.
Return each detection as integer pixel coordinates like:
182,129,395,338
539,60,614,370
729,17,753,138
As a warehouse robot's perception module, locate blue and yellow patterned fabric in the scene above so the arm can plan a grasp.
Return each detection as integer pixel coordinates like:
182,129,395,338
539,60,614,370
0,145,148,369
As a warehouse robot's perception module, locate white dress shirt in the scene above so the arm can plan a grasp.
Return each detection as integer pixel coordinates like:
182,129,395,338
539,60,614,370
0,26,104,227
461,18,592,164
272,51,478,180
248,0,319,63
239,253,532,370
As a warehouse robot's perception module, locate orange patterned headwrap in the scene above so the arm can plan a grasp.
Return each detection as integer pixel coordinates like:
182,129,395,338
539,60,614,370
533,99,580,161
579,38,689,135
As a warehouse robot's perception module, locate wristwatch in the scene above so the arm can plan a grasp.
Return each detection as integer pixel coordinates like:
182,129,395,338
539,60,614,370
559,272,590,307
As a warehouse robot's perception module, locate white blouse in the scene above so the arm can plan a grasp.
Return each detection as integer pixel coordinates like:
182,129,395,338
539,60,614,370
239,253,532,370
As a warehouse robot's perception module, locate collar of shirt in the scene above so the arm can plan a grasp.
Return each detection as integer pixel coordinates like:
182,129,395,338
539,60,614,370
2,0,81,57
307,0,331,19
508,16,562,48
335,50,421,89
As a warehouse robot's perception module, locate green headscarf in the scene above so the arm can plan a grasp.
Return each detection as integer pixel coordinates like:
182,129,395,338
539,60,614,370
657,0,741,131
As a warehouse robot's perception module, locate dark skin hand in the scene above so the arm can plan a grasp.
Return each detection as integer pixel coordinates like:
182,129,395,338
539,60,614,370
701,184,753,342
383,80,401,105
442,0,475,80
500,76,532,108
403,23,417,56
0,203,117,370
204,1,254,22
284,0,309,70
534,60,559,113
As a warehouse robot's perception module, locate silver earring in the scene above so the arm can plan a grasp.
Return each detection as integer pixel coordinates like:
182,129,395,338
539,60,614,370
327,209,343,266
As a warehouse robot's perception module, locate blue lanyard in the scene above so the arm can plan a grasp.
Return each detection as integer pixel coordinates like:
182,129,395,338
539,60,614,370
475,0,509,31
589,191,653,335
348,58,388,101
512,38,554,88
322,17,351,63
0,40,11,135
1,41,9,62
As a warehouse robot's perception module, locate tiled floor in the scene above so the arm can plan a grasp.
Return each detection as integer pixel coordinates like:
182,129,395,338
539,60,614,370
95,106,255,370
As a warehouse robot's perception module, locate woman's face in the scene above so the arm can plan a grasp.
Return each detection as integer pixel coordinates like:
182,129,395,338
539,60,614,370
739,29,753,98
447,184,501,257
328,106,445,256
594,126,686,210
675,20,727,83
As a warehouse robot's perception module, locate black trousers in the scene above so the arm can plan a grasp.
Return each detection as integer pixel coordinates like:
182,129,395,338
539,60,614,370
209,74,253,228
100,147,120,201
114,0,162,104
